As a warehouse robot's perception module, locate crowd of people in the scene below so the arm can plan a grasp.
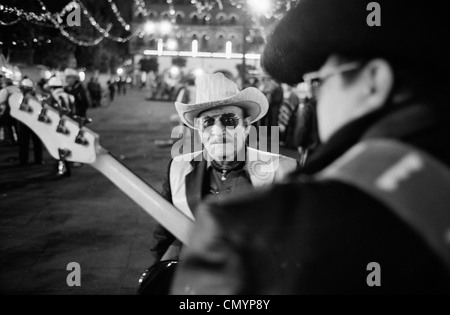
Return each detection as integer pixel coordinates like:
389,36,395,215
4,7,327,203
107,76,130,102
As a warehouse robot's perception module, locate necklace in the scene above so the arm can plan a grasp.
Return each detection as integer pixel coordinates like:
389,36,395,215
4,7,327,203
211,160,245,181
221,169,228,181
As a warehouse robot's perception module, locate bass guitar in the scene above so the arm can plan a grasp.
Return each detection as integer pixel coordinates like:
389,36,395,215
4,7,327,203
9,92,193,294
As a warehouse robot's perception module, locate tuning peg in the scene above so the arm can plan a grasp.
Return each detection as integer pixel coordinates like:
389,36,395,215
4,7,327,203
38,108,51,124
72,115,93,128
19,102,33,113
57,106,71,117
56,118,70,135
75,132,89,146
47,101,71,117
58,148,71,160
73,116,92,146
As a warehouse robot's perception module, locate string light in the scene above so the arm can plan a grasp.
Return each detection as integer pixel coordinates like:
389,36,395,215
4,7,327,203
72,0,141,43
106,0,131,31
34,0,110,46
0,4,51,23
36,0,140,44
0,18,20,26
134,0,153,17
0,37,53,47
1,0,299,48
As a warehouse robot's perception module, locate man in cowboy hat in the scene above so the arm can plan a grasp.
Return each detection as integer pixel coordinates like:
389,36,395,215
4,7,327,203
143,73,299,293
170,0,450,294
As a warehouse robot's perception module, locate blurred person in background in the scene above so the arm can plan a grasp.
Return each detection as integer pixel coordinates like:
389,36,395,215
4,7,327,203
0,75,20,146
64,68,90,118
16,77,44,166
87,76,102,108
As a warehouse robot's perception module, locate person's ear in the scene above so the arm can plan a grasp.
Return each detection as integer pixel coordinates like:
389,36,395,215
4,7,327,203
241,117,251,135
243,117,252,128
360,59,394,113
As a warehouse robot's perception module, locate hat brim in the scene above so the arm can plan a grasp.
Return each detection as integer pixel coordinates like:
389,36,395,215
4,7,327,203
175,87,269,129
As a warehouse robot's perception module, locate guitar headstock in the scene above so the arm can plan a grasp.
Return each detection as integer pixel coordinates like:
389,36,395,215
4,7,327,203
9,92,102,164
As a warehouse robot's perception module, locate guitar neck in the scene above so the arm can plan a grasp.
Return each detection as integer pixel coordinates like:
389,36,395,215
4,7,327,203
92,149,194,246
8,93,194,245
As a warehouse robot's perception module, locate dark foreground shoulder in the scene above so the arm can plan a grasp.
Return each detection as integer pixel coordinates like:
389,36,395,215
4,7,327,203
174,177,450,294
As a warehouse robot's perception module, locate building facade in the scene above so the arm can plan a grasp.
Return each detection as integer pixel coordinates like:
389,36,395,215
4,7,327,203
129,0,264,80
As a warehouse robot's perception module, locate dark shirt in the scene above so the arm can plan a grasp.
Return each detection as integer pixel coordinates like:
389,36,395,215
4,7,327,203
208,165,253,201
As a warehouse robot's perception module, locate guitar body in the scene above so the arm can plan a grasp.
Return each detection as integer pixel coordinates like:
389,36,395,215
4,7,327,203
138,260,178,295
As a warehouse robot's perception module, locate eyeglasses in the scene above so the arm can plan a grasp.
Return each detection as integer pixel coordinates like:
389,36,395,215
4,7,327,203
302,61,361,97
197,113,243,130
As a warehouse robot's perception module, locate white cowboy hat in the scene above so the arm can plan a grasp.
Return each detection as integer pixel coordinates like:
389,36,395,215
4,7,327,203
175,72,269,129
20,78,34,88
48,76,64,87
64,68,79,78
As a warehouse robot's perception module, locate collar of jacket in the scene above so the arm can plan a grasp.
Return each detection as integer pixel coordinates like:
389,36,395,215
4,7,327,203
303,101,450,175
187,148,280,187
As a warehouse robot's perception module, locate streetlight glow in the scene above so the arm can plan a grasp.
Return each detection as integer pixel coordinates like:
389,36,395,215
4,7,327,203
79,71,86,82
226,41,232,59
158,39,164,56
247,0,271,15
192,40,198,57
159,20,173,35
166,38,178,51
192,68,205,77
144,21,156,34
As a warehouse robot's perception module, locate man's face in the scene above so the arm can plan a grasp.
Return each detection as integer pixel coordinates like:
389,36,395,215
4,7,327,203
313,56,366,142
66,76,76,86
197,105,249,162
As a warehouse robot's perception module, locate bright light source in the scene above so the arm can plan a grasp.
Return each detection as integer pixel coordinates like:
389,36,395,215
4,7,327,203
192,68,204,77
226,41,232,59
159,20,173,35
166,38,178,51
144,21,156,34
158,39,164,56
141,71,147,83
192,40,198,57
169,66,181,77
247,0,271,15
117,68,124,75
79,71,86,82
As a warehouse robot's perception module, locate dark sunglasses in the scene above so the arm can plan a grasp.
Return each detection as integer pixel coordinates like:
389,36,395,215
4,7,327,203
198,113,242,130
